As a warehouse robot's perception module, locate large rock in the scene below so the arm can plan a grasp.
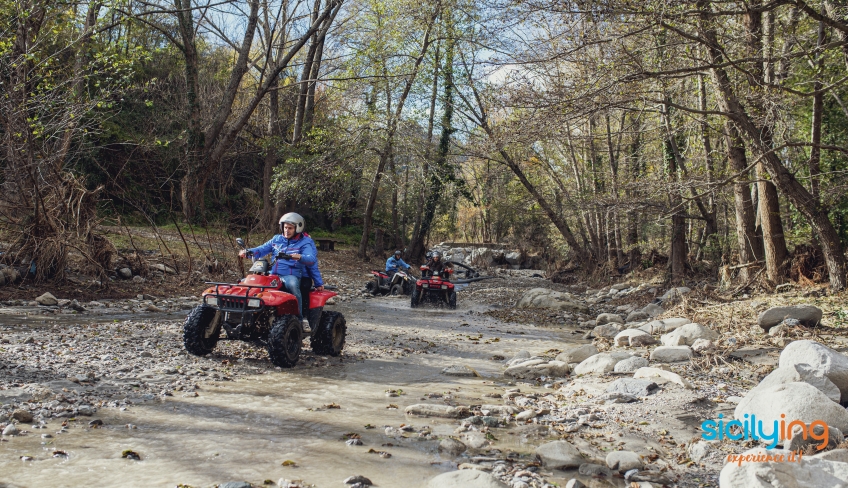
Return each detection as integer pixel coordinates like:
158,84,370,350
633,367,693,388
573,352,633,375
660,323,719,346
754,363,841,403
35,292,58,306
505,251,522,265
649,346,693,362
614,329,656,347
660,287,691,300
718,447,848,488
778,340,848,401
516,288,588,313
591,323,623,338
641,303,664,317
605,378,659,397
784,424,843,452
439,437,467,455
605,450,643,472
596,313,624,325
637,317,691,335
626,311,650,323
613,356,649,373
427,470,508,488
734,382,848,433
556,345,598,364
535,441,585,469
758,305,823,332
405,404,471,419
504,359,546,379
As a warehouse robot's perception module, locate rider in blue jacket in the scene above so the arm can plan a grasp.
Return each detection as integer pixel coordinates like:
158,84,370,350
240,212,316,319
385,250,410,278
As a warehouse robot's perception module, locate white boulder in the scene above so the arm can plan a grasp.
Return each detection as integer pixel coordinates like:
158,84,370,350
734,381,848,432
614,356,649,373
650,346,693,363
638,317,691,335
779,340,848,402
614,329,656,347
556,344,598,364
427,470,508,488
758,305,823,332
535,441,585,469
596,313,624,325
719,447,848,488
660,323,719,346
573,352,633,375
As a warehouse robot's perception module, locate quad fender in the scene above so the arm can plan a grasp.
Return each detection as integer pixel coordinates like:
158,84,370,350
257,290,300,316
310,290,338,308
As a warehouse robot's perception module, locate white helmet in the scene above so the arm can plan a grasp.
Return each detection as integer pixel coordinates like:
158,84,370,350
279,212,305,234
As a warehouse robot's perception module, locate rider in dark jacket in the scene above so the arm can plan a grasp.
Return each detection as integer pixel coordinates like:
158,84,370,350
424,251,452,276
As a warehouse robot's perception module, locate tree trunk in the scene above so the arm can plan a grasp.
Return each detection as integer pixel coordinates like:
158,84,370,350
809,16,825,199
261,82,280,231
724,122,763,280
743,0,789,284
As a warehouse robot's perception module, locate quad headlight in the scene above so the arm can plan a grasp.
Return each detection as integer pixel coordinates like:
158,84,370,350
205,297,218,307
247,298,261,308
441,285,448,290
422,283,429,288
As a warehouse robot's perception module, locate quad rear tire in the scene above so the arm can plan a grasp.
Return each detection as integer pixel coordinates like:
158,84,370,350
268,315,302,368
410,288,421,308
448,290,457,309
390,284,403,296
311,311,346,356
184,305,221,356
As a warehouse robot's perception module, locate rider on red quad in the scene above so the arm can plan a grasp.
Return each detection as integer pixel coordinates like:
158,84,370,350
239,212,317,321
424,250,452,277
385,250,411,279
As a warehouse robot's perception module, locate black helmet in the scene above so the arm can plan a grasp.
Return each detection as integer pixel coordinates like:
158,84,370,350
431,251,442,260
394,250,401,256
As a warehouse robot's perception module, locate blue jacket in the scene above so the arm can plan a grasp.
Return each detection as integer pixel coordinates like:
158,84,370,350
300,233,324,287
386,256,410,273
250,233,317,278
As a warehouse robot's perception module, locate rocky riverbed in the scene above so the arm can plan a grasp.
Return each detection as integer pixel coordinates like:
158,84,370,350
2,261,848,488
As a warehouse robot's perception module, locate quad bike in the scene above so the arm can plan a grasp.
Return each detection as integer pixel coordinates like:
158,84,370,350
183,238,346,368
410,265,456,309
365,268,417,296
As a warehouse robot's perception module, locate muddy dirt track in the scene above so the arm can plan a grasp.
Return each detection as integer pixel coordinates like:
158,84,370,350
0,289,602,488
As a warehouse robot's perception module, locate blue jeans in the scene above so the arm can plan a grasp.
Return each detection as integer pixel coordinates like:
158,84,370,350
279,274,302,319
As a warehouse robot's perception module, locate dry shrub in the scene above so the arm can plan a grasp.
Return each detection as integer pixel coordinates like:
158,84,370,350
789,243,827,284
1,170,112,284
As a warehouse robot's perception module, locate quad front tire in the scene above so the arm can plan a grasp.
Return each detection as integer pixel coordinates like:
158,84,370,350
410,288,421,308
365,280,378,295
448,290,457,309
268,315,302,368
311,311,346,356
390,284,403,296
184,305,221,356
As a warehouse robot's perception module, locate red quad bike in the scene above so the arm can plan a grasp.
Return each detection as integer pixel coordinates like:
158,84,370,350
410,265,456,309
182,238,346,368
365,268,416,296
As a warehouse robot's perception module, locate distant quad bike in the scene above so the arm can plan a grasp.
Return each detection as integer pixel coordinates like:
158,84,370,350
183,238,346,368
365,268,416,296
410,265,456,309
